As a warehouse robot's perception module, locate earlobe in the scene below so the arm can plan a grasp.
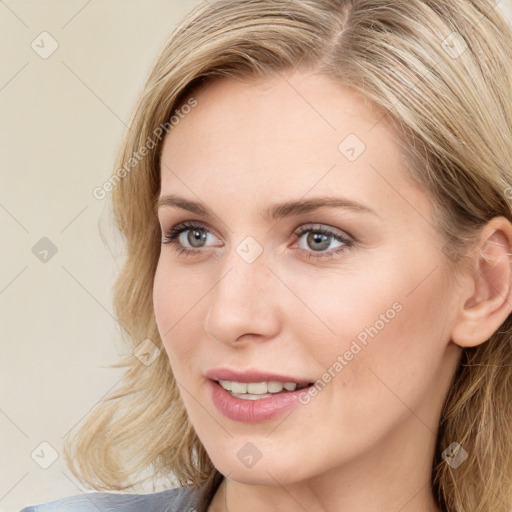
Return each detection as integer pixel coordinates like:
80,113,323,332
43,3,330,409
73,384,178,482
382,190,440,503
450,217,512,348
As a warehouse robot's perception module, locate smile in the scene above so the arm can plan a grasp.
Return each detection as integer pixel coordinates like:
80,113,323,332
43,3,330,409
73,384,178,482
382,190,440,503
218,380,310,400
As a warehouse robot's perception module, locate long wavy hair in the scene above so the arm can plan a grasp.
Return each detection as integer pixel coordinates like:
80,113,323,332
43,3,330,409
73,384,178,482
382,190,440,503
64,1,512,510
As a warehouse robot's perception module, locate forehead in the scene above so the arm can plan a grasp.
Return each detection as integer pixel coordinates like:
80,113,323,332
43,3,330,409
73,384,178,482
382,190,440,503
159,70,430,224
162,70,390,166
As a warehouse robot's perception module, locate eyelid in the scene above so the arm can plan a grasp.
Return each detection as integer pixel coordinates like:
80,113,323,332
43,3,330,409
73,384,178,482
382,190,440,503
293,223,354,241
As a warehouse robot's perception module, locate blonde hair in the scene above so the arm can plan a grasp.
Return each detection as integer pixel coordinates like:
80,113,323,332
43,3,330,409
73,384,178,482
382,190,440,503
64,1,512,510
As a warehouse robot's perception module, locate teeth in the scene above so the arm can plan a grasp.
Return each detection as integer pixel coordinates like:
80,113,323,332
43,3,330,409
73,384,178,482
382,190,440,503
231,382,248,393
247,382,268,394
267,381,284,393
231,392,272,400
218,380,307,395
218,380,232,391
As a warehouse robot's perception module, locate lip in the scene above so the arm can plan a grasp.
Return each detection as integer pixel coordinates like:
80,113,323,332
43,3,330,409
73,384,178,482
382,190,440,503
205,368,312,386
205,368,313,423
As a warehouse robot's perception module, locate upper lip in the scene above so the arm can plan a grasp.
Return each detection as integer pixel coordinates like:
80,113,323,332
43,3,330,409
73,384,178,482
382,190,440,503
205,368,313,385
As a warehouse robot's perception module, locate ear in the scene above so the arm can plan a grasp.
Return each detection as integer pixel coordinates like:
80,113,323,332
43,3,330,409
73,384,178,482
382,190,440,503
451,216,512,348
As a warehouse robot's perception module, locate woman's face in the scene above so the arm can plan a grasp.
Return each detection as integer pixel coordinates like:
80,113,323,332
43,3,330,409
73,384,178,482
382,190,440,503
153,70,463,489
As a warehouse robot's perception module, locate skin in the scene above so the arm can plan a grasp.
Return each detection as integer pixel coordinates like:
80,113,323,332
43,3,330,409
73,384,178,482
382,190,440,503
153,69,512,512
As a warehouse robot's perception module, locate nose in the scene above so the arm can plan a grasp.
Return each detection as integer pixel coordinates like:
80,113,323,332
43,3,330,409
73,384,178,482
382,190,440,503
203,248,282,346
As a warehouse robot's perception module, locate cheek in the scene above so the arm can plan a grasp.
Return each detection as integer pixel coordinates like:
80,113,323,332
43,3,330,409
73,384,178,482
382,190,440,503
289,256,451,415
153,262,207,374
360,287,448,423
279,263,408,366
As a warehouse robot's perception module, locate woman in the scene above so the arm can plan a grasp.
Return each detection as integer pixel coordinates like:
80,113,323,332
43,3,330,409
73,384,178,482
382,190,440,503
21,0,512,511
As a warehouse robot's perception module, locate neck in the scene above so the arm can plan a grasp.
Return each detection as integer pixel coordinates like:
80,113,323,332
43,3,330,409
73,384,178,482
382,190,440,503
210,474,442,512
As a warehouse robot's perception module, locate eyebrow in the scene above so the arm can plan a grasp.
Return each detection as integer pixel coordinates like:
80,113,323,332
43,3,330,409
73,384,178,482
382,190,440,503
156,194,379,220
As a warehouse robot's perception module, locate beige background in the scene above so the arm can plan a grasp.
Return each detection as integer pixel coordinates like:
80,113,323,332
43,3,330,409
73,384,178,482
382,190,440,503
1,1,511,511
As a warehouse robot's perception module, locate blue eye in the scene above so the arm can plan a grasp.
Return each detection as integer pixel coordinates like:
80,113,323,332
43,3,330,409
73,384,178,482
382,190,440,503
293,225,353,259
162,222,354,259
162,221,217,256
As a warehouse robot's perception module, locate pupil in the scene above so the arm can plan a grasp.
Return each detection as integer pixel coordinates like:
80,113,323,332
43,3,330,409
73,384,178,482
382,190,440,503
307,232,330,251
188,229,207,247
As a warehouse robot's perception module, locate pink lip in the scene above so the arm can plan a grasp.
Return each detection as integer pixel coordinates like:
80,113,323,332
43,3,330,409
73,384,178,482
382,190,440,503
205,368,311,385
205,368,313,423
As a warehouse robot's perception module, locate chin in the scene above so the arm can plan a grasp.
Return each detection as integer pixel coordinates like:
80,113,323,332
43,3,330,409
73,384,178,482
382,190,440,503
207,446,310,486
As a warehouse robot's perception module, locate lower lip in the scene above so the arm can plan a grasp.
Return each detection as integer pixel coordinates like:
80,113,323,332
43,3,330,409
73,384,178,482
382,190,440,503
209,380,309,423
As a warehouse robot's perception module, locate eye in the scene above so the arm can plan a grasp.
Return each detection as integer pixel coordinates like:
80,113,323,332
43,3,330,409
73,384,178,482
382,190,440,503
162,221,220,256
293,225,353,259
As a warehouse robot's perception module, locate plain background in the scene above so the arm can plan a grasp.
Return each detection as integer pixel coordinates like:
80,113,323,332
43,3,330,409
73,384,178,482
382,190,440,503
1,1,511,511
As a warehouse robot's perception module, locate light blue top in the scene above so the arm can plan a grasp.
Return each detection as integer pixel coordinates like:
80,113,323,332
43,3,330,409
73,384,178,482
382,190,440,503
19,486,205,512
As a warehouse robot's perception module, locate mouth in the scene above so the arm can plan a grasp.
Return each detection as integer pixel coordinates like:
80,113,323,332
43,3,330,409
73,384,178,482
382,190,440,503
216,379,313,400
205,369,315,422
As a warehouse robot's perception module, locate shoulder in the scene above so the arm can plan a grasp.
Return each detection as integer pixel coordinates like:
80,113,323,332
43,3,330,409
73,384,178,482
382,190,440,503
19,486,202,512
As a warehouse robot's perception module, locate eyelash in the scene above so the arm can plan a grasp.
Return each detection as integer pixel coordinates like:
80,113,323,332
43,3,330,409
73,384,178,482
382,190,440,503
161,221,354,260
